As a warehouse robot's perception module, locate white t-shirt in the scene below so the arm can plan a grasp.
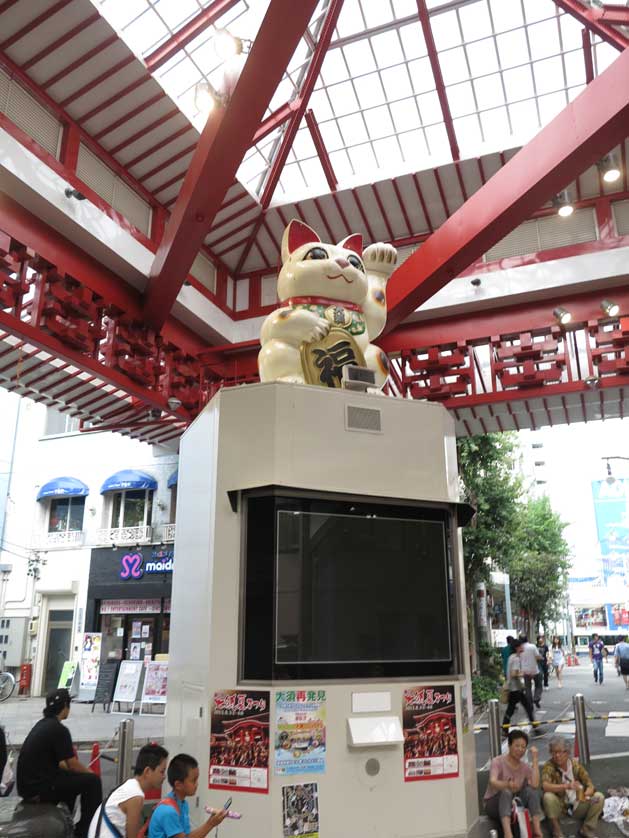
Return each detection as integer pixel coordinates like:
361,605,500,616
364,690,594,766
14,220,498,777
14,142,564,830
520,642,541,676
88,777,144,838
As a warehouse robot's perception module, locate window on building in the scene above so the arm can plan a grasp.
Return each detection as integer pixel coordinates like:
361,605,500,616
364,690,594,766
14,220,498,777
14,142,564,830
111,490,153,529
44,409,80,436
170,486,177,523
48,497,85,533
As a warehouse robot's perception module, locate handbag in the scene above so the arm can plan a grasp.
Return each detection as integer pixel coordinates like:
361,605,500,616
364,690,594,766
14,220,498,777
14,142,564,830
511,797,532,838
500,684,510,704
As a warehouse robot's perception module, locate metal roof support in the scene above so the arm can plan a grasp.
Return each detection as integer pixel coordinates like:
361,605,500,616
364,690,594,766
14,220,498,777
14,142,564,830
259,0,346,210
415,0,460,162
144,0,241,73
582,28,594,83
305,109,337,192
598,4,629,26
384,45,629,334
143,0,320,330
552,0,629,50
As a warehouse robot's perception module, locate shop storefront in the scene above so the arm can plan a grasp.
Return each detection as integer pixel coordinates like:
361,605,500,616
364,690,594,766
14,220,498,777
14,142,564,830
86,546,173,662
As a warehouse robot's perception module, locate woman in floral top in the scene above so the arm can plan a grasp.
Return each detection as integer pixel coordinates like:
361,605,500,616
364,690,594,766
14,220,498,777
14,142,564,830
541,735,604,838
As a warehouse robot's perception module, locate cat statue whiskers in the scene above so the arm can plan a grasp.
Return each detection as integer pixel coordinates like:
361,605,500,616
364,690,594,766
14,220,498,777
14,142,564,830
258,220,397,390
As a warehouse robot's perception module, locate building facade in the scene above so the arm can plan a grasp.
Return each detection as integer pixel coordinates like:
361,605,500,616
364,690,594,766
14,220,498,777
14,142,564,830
0,388,178,695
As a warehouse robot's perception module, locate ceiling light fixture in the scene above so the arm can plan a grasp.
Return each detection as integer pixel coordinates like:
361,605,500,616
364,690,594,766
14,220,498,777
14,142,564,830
213,29,243,60
553,191,574,218
194,81,219,117
598,154,621,184
601,299,620,318
553,306,572,326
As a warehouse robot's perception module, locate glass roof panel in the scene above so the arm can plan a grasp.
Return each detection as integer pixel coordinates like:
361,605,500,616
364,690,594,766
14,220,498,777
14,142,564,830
92,0,611,208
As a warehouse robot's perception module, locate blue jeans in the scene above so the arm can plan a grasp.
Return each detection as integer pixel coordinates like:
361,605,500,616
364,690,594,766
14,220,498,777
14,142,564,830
593,658,604,683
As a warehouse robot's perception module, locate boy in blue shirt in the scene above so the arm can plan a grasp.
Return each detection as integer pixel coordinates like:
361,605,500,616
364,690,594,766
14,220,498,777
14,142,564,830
149,754,227,838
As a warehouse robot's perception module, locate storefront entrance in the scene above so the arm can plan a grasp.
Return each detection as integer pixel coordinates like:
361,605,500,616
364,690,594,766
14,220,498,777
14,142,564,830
100,612,170,661
43,609,73,694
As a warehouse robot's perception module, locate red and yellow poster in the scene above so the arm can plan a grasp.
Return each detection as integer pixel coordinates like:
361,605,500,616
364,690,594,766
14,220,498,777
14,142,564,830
403,685,459,781
209,690,270,793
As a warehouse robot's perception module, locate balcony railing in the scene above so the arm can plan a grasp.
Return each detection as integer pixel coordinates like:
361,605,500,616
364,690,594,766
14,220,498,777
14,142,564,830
96,525,152,546
37,529,85,548
160,523,176,543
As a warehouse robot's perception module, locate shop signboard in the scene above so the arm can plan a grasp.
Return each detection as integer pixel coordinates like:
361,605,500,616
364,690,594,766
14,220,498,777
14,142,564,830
209,690,270,793
100,599,161,615
275,690,326,776
112,660,143,710
78,632,102,702
57,661,78,692
141,661,168,707
403,685,459,781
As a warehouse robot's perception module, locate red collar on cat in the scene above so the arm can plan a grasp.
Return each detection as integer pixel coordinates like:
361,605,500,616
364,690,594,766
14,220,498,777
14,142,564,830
287,296,361,311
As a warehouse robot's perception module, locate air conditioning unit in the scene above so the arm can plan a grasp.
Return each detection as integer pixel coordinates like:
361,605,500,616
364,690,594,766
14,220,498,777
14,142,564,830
28,619,38,636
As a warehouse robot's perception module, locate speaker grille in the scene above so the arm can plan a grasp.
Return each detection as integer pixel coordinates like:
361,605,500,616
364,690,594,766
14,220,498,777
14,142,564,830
345,405,382,433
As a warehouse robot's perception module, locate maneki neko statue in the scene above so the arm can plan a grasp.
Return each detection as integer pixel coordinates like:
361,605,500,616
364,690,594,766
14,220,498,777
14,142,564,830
258,220,397,390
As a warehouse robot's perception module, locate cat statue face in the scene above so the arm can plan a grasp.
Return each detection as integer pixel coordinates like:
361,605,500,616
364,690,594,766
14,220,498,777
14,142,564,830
277,220,368,307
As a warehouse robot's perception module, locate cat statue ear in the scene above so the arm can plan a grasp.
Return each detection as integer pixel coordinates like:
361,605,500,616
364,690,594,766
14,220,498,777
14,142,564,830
281,220,321,263
337,234,363,256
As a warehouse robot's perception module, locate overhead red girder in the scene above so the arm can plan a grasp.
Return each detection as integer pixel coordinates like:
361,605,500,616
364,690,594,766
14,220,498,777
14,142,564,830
598,4,629,27
305,109,337,192
383,44,629,335
552,0,629,50
259,0,346,210
144,0,241,72
143,0,320,331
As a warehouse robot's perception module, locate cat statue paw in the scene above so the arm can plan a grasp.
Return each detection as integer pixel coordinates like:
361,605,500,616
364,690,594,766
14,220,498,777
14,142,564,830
258,220,397,389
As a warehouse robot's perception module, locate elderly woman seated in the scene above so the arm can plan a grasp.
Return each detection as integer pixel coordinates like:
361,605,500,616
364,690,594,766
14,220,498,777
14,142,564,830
484,729,543,838
541,735,604,838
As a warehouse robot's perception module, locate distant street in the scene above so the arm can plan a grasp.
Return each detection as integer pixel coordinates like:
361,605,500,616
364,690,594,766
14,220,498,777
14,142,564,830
474,657,629,768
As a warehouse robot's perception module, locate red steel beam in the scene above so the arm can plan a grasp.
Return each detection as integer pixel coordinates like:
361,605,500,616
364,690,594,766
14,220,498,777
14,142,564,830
22,12,100,71
599,4,629,26
384,45,629,334
0,0,73,50
144,0,320,330
253,100,301,145
259,0,346,209
305,109,337,192
144,0,241,73
415,0,460,162
553,0,629,50
582,27,594,83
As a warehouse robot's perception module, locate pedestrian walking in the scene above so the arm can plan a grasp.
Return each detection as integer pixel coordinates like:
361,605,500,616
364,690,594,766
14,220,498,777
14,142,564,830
614,635,629,688
537,634,550,690
502,640,537,734
589,633,607,685
551,637,565,688
519,635,542,709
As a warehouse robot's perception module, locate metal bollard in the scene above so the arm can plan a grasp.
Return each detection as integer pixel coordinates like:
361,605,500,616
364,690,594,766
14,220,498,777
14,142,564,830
116,718,135,784
488,698,502,759
573,693,590,766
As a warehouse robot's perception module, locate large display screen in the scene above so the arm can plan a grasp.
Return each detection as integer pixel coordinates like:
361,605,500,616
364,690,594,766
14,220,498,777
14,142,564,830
242,493,454,681
275,511,450,665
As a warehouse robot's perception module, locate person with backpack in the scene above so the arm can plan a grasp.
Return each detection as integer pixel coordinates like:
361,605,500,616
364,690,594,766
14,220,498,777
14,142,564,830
614,635,629,687
88,743,168,838
148,754,227,838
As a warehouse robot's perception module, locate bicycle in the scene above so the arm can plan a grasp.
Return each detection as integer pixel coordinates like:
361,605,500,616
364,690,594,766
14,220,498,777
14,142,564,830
0,671,16,702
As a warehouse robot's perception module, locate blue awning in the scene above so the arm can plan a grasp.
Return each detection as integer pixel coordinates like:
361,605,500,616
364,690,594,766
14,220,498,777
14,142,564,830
37,477,89,502
100,469,157,494
167,469,178,489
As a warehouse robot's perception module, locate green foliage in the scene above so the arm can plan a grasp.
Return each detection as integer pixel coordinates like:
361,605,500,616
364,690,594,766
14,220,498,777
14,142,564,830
504,495,570,630
478,640,503,680
457,433,523,584
472,674,500,707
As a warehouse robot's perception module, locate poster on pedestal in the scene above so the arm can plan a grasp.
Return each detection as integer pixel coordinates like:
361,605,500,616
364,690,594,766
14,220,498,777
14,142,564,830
78,633,102,702
403,685,459,781
111,660,143,713
275,690,326,776
57,662,78,695
140,662,168,715
282,782,319,838
209,690,270,793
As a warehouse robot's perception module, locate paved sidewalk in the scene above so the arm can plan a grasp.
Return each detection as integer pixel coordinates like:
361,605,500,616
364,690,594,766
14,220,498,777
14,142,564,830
0,696,164,746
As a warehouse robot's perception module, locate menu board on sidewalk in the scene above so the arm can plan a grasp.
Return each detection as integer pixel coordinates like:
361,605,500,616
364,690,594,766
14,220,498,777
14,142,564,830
112,660,143,710
92,661,119,711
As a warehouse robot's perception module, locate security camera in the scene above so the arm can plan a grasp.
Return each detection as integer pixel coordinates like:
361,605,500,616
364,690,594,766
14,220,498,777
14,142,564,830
470,277,481,287
148,408,162,420
167,396,182,411
64,187,87,201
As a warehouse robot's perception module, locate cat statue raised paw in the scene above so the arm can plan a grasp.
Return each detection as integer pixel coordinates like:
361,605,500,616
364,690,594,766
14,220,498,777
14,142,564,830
258,220,397,390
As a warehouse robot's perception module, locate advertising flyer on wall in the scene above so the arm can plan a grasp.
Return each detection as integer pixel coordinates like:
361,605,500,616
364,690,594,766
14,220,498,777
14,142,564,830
282,783,319,838
209,690,270,793
275,690,326,776
403,685,459,781
79,633,102,689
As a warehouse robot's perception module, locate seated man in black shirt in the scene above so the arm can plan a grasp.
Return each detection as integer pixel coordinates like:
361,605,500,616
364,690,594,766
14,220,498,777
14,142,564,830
17,688,102,838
